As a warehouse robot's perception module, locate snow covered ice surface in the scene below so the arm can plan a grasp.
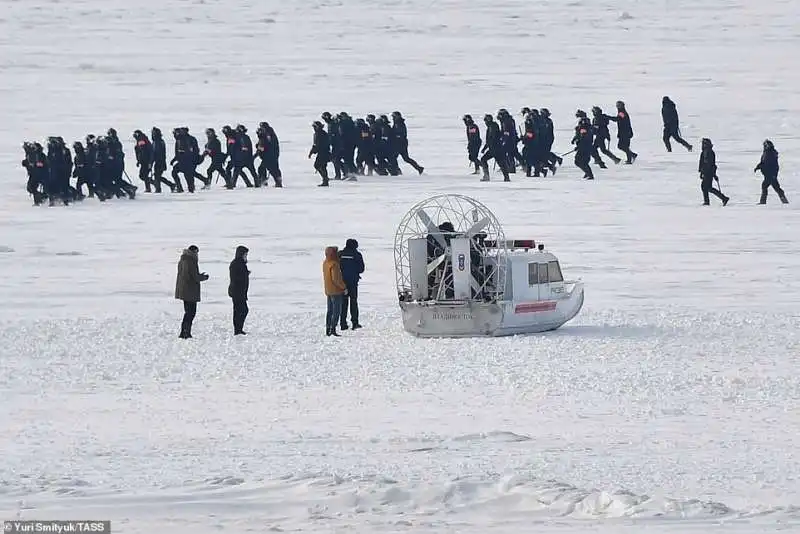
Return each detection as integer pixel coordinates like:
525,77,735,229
1,0,800,532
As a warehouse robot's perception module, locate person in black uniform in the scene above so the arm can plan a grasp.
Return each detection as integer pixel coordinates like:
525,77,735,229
355,117,375,175
72,141,93,198
572,117,594,180
202,128,229,186
754,139,788,204
321,112,344,179
151,127,176,193
609,100,638,164
391,111,424,175
591,106,621,165
133,129,154,192
232,124,258,187
698,138,729,206
661,96,692,152
463,114,482,174
309,121,331,186
479,114,509,181
255,121,283,187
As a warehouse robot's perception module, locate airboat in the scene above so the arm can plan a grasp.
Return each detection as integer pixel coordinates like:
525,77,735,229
393,194,584,338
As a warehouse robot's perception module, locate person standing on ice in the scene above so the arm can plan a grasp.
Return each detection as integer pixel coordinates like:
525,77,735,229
175,245,209,339
608,100,638,164
227,245,250,335
322,246,347,337
338,239,364,331
754,139,788,204
661,97,692,152
698,138,729,206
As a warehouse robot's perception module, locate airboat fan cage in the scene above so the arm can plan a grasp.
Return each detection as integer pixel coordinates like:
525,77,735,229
393,194,508,303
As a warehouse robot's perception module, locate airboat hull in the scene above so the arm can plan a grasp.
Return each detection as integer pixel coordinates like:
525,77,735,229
401,282,584,338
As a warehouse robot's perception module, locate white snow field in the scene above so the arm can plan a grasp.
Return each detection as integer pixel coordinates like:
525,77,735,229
1,0,799,532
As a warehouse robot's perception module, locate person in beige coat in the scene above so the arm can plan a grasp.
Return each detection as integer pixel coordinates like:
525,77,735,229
322,245,347,336
175,245,209,339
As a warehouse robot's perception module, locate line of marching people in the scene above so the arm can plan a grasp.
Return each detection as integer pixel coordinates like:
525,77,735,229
22,122,284,206
308,111,424,186
465,96,789,206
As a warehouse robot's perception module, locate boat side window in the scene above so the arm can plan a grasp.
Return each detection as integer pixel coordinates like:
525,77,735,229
538,263,549,284
527,262,538,286
547,261,563,283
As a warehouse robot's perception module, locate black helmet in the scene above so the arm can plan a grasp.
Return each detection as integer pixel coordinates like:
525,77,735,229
321,111,332,121
133,129,143,137
540,108,550,117
483,113,493,122
259,121,269,129
235,124,246,133
575,109,587,118
205,128,215,136
366,114,375,121
107,127,117,136
463,114,473,122
391,111,402,119
520,107,530,116
151,127,161,136
312,120,324,129
763,139,774,150
222,125,232,134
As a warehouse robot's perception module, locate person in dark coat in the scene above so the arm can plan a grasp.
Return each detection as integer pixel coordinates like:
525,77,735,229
133,129,154,192
661,96,692,152
754,139,788,204
479,114,509,181
228,245,250,335
608,100,638,164
309,121,331,186
698,138,729,206
175,245,209,339
463,114,482,174
338,238,364,330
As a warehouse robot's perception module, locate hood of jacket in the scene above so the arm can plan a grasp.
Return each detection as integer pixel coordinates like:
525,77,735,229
325,246,339,260
181,248,198,261
235,245,249,260
344,238,358,250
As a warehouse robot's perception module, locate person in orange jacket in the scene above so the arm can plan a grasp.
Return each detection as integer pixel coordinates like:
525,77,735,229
322,245,347,336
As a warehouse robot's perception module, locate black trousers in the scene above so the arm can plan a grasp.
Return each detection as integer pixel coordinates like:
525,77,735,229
181,300,197,337
340,284,359,327
232,299,249,333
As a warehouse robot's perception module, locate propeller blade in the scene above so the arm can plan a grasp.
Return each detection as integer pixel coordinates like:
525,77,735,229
464,216,490,236
426,253,447,275
416,209,447,248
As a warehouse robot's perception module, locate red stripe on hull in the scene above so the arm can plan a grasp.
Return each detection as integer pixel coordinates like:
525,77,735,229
514,301,557,313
